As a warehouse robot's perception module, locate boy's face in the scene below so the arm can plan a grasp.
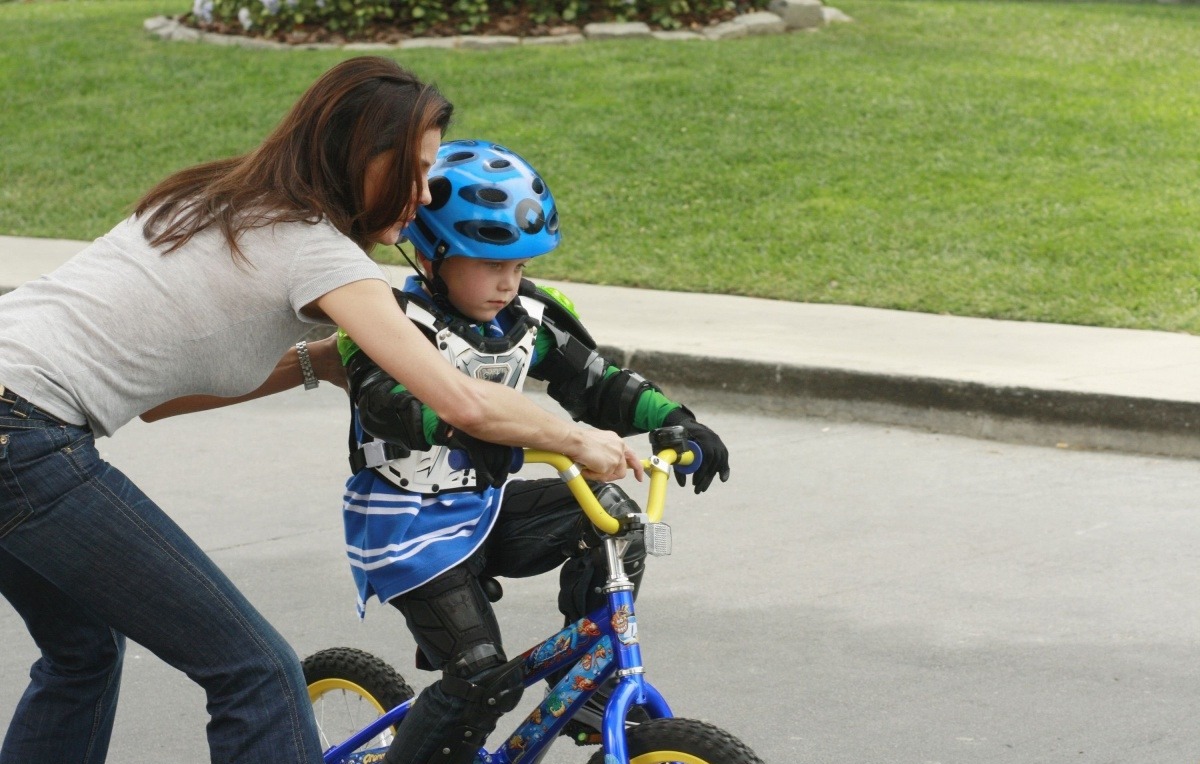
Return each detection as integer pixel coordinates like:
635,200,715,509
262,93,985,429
434,257,531,323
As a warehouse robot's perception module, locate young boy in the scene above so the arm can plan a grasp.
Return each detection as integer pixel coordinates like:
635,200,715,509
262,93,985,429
337,140,730,764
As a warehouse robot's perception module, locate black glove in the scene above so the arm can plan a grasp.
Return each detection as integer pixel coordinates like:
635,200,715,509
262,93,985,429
356,379,428,450
432,422,518,489
349,352,428,451
663,408,730,494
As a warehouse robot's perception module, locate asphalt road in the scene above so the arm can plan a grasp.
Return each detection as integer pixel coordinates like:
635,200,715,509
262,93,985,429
1,387,1199,763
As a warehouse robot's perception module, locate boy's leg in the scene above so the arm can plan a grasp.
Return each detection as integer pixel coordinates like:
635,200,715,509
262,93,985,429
385,561,523,764
0,420,323,764
486,478,645,623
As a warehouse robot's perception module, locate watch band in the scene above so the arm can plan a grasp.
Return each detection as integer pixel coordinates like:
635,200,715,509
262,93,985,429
295,340,319,391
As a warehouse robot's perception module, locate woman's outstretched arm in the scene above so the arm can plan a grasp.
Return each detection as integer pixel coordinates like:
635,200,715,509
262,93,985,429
317,278,639,481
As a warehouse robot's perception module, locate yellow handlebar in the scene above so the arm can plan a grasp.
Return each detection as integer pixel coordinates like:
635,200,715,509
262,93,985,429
522,448,694,535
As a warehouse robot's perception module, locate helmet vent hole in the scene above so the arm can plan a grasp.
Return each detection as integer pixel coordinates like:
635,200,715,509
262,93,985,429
531,178,545,195
478,225,514,242
486,159,512,170
459,184,510,209
444,151,475,165
455,220,521,245
427,177,451,210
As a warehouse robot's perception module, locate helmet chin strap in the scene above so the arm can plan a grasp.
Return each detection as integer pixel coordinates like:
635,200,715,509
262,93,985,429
395,241,455,313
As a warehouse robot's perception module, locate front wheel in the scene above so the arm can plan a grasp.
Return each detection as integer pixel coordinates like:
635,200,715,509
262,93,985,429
586,717,763,764
303,647,414,754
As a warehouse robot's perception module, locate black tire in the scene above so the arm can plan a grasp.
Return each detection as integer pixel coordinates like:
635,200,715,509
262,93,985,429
303,647,415,754
585,717,763,764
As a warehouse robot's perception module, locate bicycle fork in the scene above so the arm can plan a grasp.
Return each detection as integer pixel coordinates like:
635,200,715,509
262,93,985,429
596,534,672,763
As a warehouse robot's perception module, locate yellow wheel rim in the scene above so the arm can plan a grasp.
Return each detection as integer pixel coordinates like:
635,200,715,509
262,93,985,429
631,752,710,764
308,678,388,715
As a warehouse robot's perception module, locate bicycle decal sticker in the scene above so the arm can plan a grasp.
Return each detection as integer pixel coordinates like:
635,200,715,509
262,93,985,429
619,616,638,645
520,617,603,676
503,636,614,763
580,641,609,671
612,605,638,645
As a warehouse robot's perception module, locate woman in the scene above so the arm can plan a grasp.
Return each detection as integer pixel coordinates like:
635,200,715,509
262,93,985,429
0,57,635,764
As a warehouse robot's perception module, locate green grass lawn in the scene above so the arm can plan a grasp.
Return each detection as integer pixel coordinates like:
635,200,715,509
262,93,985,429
3,0,1200,332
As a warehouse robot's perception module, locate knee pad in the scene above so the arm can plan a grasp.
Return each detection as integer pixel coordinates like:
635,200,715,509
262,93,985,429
392,564,501,673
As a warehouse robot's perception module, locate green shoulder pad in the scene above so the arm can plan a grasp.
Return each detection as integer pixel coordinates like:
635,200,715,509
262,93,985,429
336,328,360,367
536,285,581,320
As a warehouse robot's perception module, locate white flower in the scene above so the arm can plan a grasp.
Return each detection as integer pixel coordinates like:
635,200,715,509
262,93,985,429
261,0,280,13
315,0,325,8
192,0,214,22
238,6,253,28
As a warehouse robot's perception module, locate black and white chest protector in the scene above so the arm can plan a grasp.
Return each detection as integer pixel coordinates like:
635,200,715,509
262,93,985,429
371,295,545,494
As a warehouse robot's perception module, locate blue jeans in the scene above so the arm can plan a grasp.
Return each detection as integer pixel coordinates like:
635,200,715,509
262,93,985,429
0,395,323,764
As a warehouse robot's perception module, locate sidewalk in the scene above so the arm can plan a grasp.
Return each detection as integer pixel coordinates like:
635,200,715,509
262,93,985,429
3,234,1199,458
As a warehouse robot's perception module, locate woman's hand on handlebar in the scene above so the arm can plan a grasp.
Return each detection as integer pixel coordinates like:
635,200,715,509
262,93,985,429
617,444,645,482
569,429,645,483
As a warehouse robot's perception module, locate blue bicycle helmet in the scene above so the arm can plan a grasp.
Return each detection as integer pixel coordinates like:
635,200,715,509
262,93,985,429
403,140,561,262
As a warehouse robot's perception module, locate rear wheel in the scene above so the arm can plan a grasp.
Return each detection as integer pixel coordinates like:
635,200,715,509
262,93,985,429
585,717,763,764
303,647,414,753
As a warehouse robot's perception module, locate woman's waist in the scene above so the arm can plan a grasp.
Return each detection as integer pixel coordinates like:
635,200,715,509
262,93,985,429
0,384,87,429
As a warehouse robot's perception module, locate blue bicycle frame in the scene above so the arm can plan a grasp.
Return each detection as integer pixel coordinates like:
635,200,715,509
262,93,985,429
322,437,695,764
322,540,672,764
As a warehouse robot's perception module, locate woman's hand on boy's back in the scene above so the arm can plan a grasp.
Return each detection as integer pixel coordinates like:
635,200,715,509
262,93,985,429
308,333,349,391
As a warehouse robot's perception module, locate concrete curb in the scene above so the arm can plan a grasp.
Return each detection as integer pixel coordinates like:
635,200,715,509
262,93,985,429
602,346,1200,459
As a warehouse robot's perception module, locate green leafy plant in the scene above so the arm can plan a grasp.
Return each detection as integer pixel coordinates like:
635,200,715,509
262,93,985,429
193,0,396,37
190,0,740,38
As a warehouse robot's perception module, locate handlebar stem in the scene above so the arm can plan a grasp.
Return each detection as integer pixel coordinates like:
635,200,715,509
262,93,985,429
601,536,636,594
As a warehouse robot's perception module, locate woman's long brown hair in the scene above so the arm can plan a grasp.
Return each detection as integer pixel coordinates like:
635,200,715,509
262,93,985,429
135,57,453,261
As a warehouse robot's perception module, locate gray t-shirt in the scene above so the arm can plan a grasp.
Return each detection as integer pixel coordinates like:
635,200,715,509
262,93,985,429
0,214,386,437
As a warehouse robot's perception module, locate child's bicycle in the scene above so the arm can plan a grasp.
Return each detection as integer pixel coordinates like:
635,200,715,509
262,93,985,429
302,425,761,764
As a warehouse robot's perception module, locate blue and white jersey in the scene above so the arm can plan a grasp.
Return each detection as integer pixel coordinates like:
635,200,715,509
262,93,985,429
342,278,535,616
342,447,505,617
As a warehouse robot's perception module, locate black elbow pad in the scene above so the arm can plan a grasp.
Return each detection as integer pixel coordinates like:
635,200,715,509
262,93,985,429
585,369,659,436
